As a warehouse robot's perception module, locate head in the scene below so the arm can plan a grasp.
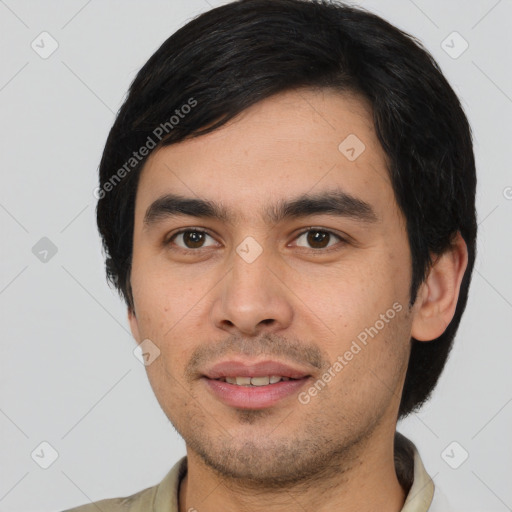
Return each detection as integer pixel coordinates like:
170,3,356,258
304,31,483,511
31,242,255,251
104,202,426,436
96,0,476,484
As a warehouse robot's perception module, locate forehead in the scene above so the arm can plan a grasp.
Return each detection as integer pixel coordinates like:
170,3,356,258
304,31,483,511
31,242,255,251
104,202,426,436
135,88,395,223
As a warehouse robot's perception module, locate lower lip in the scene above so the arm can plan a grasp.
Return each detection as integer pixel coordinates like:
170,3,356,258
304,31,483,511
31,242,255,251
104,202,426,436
202,377,310,409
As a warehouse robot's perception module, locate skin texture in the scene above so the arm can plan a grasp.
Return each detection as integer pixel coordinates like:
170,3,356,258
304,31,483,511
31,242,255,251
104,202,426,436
128,88,468,512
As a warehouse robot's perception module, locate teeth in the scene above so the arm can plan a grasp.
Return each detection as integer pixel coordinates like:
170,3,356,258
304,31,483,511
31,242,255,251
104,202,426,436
222,375,292,386
250,376,270,386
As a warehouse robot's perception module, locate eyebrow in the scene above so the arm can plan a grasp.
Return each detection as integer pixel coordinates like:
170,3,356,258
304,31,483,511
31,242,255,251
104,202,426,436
143,189,378,228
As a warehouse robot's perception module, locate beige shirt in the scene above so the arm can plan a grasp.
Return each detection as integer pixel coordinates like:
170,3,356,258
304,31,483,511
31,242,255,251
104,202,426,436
62,437,440,512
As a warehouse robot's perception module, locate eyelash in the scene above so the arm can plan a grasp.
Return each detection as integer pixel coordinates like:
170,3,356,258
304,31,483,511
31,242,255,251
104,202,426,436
165,227,347,253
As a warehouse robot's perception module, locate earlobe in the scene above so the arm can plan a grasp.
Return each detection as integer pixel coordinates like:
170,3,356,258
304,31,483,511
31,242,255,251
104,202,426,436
411,232,468,342
128,308,141,342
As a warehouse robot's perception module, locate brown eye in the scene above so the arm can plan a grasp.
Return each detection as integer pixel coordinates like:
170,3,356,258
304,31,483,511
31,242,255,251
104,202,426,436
169,229,217,250
295,229,343,250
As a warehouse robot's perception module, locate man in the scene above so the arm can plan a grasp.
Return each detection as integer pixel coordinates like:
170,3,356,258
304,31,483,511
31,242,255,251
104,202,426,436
65,0,477,510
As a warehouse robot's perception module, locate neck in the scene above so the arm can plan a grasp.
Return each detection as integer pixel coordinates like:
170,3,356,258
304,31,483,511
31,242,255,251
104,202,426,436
178,428,408,512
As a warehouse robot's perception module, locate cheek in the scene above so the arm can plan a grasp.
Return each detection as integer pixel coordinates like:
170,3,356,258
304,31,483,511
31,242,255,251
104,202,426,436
144,354,190,419
319,255,401,317
131,257,198,333
130,261,204,368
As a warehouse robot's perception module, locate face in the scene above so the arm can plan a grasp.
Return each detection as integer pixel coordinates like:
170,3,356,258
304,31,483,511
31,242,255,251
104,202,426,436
128,88,416,485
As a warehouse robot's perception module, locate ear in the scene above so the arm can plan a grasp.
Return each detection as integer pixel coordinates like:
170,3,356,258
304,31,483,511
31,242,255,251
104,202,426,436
128,307,142,343
411,232,468,342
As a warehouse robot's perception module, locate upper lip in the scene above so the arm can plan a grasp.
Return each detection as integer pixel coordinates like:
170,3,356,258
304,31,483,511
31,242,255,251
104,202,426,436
203,359,311,379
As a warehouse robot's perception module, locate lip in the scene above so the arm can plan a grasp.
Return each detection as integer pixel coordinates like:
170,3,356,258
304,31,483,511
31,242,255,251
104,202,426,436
201,358,312,409
203,359,311,379
202,375,311,409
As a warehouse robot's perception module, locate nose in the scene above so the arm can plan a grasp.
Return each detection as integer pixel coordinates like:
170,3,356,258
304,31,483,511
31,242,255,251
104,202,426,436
210,245,294,336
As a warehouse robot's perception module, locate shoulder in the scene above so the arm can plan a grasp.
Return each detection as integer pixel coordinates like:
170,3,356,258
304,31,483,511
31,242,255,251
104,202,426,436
60,484,158,512
58,456,187,512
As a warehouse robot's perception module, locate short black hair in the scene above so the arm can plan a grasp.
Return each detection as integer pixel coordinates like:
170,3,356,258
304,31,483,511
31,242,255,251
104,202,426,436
96,0,477,419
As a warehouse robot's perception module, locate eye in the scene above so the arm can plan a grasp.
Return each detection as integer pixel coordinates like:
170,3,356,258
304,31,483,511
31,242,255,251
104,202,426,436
293,228,345,250
167,229,218,250
165,227,346,253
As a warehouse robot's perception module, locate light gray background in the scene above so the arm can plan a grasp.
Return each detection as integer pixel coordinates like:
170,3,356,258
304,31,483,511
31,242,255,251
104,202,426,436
1,0,511,511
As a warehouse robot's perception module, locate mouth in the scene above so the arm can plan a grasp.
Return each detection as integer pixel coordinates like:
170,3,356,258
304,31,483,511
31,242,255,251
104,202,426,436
211,375,303,386
203,358,311,380
201,359,313,409
202,373,311,409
